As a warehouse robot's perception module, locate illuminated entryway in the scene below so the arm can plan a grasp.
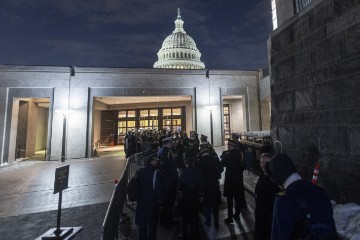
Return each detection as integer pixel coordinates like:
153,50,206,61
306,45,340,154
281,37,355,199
93,96,192,147
10,98,50,160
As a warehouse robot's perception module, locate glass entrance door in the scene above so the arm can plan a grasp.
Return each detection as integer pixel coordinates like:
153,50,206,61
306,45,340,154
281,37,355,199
117,110,136,144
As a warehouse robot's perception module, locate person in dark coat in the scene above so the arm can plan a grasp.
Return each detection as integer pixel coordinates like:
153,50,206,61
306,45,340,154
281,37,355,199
157,136,179,224
254,153,280,240
124,130,131,156
175,138,186,170
266,154,337,240
126,132,137,158
177,156,204,240
197,146,222,228
182,132,190,149
135,154,164,240
220,138,246,224
158,129,167,148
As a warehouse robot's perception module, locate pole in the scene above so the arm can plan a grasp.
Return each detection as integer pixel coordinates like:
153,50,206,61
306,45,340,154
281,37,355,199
210,110,214,145
61,116,66,162
54,190,63,235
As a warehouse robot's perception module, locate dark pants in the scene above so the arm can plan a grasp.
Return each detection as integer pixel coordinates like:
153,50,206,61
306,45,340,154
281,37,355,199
181,216,199,240
204,205,219,225
227,194,241,218
139,223,156,240
254,213,272,240
162,175,178,223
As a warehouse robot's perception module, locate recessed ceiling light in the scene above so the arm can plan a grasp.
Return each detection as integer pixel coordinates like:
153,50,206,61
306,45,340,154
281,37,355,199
116,102,119,103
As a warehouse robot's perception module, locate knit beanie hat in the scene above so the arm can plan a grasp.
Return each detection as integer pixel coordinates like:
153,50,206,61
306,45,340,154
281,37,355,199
266,154,298,186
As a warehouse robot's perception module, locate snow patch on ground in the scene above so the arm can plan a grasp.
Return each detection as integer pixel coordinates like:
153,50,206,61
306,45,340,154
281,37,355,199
334,203,360,240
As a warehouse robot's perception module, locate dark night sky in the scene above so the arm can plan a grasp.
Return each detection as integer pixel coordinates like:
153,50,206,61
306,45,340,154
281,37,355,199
0,0,273,70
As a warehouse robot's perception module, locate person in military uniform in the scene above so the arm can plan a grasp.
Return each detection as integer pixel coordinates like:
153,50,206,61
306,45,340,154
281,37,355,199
182,132,190,149
177,155,204,240
197,146,222,228
158,129,167,148
175,137,186,170
157,136,178,224
220,138,246,224
199,134,219,160
254,153,280,240
200,134,209,144
266,154,337,240
135,154,164,240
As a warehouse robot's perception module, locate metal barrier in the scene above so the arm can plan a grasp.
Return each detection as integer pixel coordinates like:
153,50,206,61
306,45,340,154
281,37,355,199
100,152,145,240
239,131,272,174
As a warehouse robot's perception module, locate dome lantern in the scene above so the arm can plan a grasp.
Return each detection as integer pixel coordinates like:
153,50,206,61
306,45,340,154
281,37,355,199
174,8,186,34
153,8,205,69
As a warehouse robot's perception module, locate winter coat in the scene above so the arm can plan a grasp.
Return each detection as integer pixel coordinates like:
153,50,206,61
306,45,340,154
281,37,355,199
220,148,244,197
177,166,204,222
271,179,336,240
135,164,164,226
197,153,222,206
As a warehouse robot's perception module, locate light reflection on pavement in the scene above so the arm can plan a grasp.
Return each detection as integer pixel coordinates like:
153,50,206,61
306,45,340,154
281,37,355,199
0,155,126,218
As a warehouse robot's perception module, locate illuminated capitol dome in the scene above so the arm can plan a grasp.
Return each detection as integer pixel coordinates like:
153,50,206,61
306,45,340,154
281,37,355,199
153,8,205,69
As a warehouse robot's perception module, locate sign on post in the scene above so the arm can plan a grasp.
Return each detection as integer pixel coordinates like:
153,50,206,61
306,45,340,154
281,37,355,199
36,164,82,240
54,165,69,194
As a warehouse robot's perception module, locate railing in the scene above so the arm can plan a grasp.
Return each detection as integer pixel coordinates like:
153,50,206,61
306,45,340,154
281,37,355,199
294,0,313,13
100,153,145,240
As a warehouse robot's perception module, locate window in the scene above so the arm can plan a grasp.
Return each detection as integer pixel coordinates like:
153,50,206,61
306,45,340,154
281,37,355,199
223,104,231,141
271,0,278,30
172,108,181,115
127,111,135,117
163,108,171,116
140,110,148,117
160,107,184,131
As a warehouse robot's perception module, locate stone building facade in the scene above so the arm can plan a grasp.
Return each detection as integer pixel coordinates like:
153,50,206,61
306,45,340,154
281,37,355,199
269,0,360,203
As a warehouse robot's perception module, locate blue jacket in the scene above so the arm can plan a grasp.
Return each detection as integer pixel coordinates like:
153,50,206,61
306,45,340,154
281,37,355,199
135,164,164,226
271,179,336,239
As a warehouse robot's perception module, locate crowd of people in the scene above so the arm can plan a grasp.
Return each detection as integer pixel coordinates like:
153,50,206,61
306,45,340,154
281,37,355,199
127,128,338,240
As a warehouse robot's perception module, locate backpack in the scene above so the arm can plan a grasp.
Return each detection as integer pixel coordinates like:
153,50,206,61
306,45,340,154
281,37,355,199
290,190,338,240
127,171,140,202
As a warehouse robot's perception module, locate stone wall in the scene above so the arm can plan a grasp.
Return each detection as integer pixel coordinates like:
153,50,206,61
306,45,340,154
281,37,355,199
35,107,48,151
270,0,360,203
